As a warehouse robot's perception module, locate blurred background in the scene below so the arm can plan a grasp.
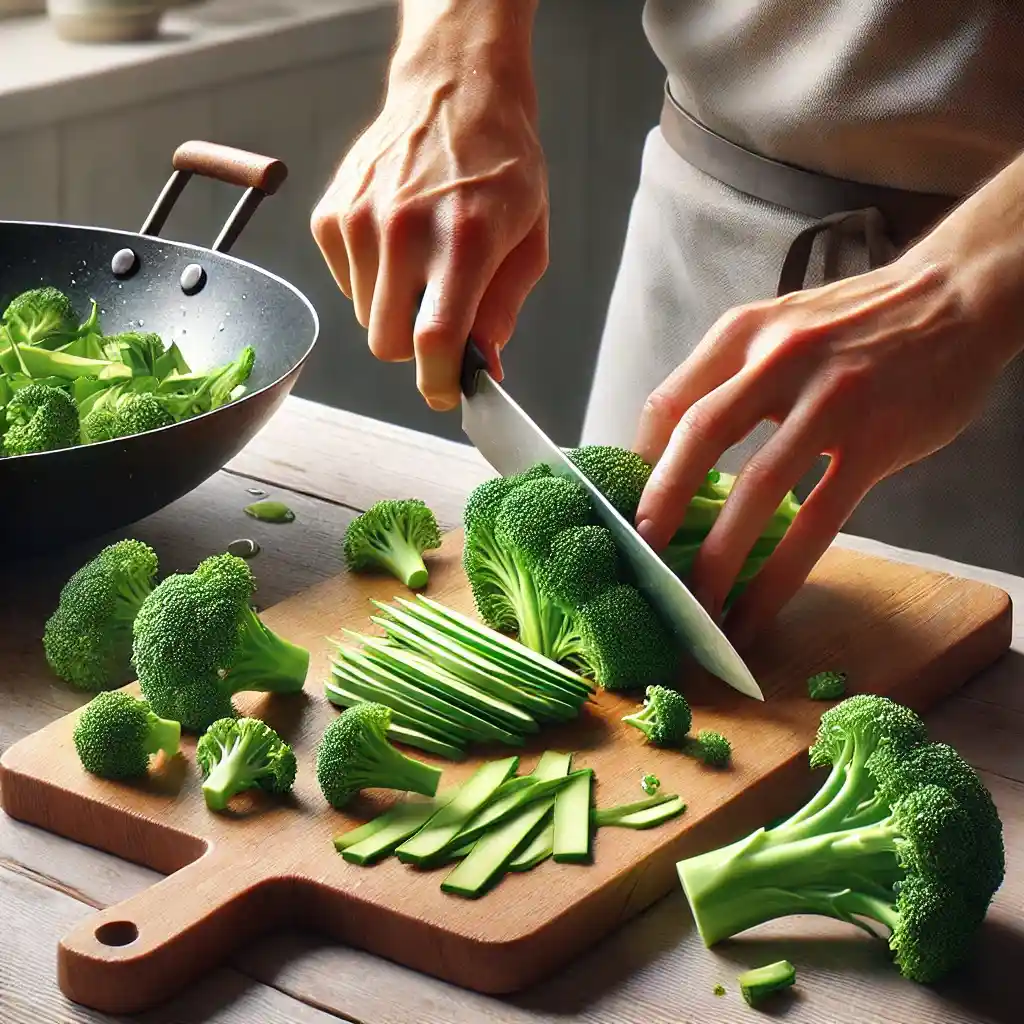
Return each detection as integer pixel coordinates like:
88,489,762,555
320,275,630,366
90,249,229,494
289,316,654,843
0,0,665,446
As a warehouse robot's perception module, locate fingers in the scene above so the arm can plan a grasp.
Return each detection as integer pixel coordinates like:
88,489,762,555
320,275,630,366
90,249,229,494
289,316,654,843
310,188,353,299
633,305,764,466
635,369,773,551
724,460,868,647
366,214,426,364
687,399,827,615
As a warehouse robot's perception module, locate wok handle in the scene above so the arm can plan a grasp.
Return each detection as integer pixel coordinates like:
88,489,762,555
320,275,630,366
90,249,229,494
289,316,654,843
140,140,290,255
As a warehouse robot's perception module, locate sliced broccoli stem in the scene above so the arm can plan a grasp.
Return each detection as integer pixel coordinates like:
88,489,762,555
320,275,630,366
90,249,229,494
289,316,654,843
677,820,903,946
372,528,430,590
144,712,181,759
201,738,256,811
228,605,310,693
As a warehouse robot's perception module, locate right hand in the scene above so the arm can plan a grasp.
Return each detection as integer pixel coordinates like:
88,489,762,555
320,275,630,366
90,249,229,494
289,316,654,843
311,20,549,411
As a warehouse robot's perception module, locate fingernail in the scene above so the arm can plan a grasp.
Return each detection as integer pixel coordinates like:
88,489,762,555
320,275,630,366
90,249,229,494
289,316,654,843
636,518,657,546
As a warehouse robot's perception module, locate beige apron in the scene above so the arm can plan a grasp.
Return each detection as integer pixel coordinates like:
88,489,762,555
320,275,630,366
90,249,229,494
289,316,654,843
582,1,1024,573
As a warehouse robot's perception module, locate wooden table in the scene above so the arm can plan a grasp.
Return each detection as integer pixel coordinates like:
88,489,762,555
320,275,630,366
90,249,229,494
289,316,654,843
1,395,1020,1024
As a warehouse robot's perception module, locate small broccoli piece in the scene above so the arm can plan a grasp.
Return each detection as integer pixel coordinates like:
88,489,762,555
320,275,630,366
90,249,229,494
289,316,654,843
101,332,166,376
689,729,732,767
737,961,796,1007
537,524,619,609
343,498,442,590
133,553,310,731
2,383,79,455
675,695,1005,984
623,685,692,747
808,669,848,700
196,717,297,811
565,444,652,519
712,983,726,997
641,773,660,795
3,287,79,347
112,391,174,437
73,691,181,779
571,585,681,690
80,406,118,445
43,539,159,692
315,702,443,809
157,346,256,418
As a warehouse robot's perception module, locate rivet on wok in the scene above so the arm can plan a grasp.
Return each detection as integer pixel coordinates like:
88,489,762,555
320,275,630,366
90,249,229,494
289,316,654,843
180,263,206,295
111,248,138,278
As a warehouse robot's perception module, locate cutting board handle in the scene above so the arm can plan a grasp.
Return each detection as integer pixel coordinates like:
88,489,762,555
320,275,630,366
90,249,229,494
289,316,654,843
57,843,285,1015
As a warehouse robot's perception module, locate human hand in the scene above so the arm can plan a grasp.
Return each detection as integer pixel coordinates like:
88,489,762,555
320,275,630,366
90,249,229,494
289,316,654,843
632,254,1010,646
311,7,548,411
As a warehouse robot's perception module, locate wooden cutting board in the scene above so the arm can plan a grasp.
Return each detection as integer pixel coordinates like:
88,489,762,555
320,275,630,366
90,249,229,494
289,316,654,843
0,534,1013,1015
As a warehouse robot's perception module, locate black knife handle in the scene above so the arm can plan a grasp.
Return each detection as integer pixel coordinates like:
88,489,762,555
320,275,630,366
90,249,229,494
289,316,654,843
412,289,490,399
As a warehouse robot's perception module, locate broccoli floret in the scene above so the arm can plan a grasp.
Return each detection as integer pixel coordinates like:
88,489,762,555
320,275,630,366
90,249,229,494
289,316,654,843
565,444,652,519
43,539,159,692
537,524,619,609
462,469,680,689
3,287,79,347
196,716,297,811
112,392,174,437
343,498,442,590
737,960,796,1007
808,669,848,700
2,383,79,455
157,345,256,418
101,332,166,376
315,702,443,809
675,695,1005,983
133,553,310,731
641,773,660,795
689,729,732,767
80,406,118,445
73,690,180,779
623,684,692,746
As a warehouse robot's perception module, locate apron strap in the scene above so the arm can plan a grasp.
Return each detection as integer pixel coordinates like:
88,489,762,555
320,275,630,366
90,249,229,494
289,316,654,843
658,81,963,294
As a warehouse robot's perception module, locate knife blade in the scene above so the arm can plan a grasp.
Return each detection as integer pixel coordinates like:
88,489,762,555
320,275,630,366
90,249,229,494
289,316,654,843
459,342,763,701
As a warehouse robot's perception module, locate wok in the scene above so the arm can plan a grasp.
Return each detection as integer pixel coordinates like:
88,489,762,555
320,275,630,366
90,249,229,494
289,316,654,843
0,141,320,556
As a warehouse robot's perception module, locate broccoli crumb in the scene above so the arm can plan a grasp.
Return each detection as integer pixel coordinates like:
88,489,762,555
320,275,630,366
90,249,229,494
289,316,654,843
808,669,847,701
712,983,726,997
641,773,660,795
244,500,296,524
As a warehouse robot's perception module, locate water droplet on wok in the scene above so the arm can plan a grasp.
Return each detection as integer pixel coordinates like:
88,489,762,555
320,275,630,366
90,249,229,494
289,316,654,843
227,538,261,559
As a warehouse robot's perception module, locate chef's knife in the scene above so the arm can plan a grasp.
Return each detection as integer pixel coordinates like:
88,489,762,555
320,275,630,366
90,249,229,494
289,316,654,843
459,341,764,701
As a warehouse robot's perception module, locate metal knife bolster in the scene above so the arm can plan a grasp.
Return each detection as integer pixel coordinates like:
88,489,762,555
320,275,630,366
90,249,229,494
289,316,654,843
458,342,764,701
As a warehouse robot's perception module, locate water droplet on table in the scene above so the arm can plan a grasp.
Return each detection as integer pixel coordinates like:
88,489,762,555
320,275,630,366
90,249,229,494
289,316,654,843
246,487,266,497
227,538,261,559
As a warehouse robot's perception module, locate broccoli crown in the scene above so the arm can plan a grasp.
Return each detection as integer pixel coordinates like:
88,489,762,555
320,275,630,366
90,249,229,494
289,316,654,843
343,498,442,590
536,524,619,610
196,716,297,811
113,392,174,436
4,287,79,346
572,585,681,691
461,466,680,690
80,406,118,445
73,690,181,779
315,702,443,809
676,696,1005,984
691,729,732,767
564,445,652,519
43,539,159,692
807,670,848,701
133,553,310,731
623,684,692,746
2,383,79,455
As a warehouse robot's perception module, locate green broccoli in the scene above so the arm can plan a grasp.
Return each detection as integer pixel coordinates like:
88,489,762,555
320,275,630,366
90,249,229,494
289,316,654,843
688,729,732,767
112,392,174,436
316,702,444,809
737,961,796,1006
43,539,159,692
675,695,1005,983
3,287,79,347
623,684,692,746
80,405,118,445
565,444,652,519
196,716,297,811
343,498,442,590
1,383,79,455
641,773,660,795
73,690,181,779
808,669,848,700
133,553,310,731
156,345,256,418
101,332,166,376
462,468,680,690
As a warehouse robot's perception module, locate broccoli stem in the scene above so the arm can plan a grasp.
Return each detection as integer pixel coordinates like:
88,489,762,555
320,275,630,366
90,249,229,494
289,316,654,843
229,605,310,693
144,713,181,760
621,704,656,739
373,529,430,590
201,740,257,811
677,819,903,946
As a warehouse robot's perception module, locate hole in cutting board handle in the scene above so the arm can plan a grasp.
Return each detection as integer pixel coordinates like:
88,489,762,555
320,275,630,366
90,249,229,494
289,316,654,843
94,921,139,947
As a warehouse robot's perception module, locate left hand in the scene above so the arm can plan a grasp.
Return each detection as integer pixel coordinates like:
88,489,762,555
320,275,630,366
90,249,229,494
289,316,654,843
632,251,1010,647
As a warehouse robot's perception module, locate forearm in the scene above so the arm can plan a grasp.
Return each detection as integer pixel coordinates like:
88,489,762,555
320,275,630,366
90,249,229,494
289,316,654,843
904,149,1024,369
